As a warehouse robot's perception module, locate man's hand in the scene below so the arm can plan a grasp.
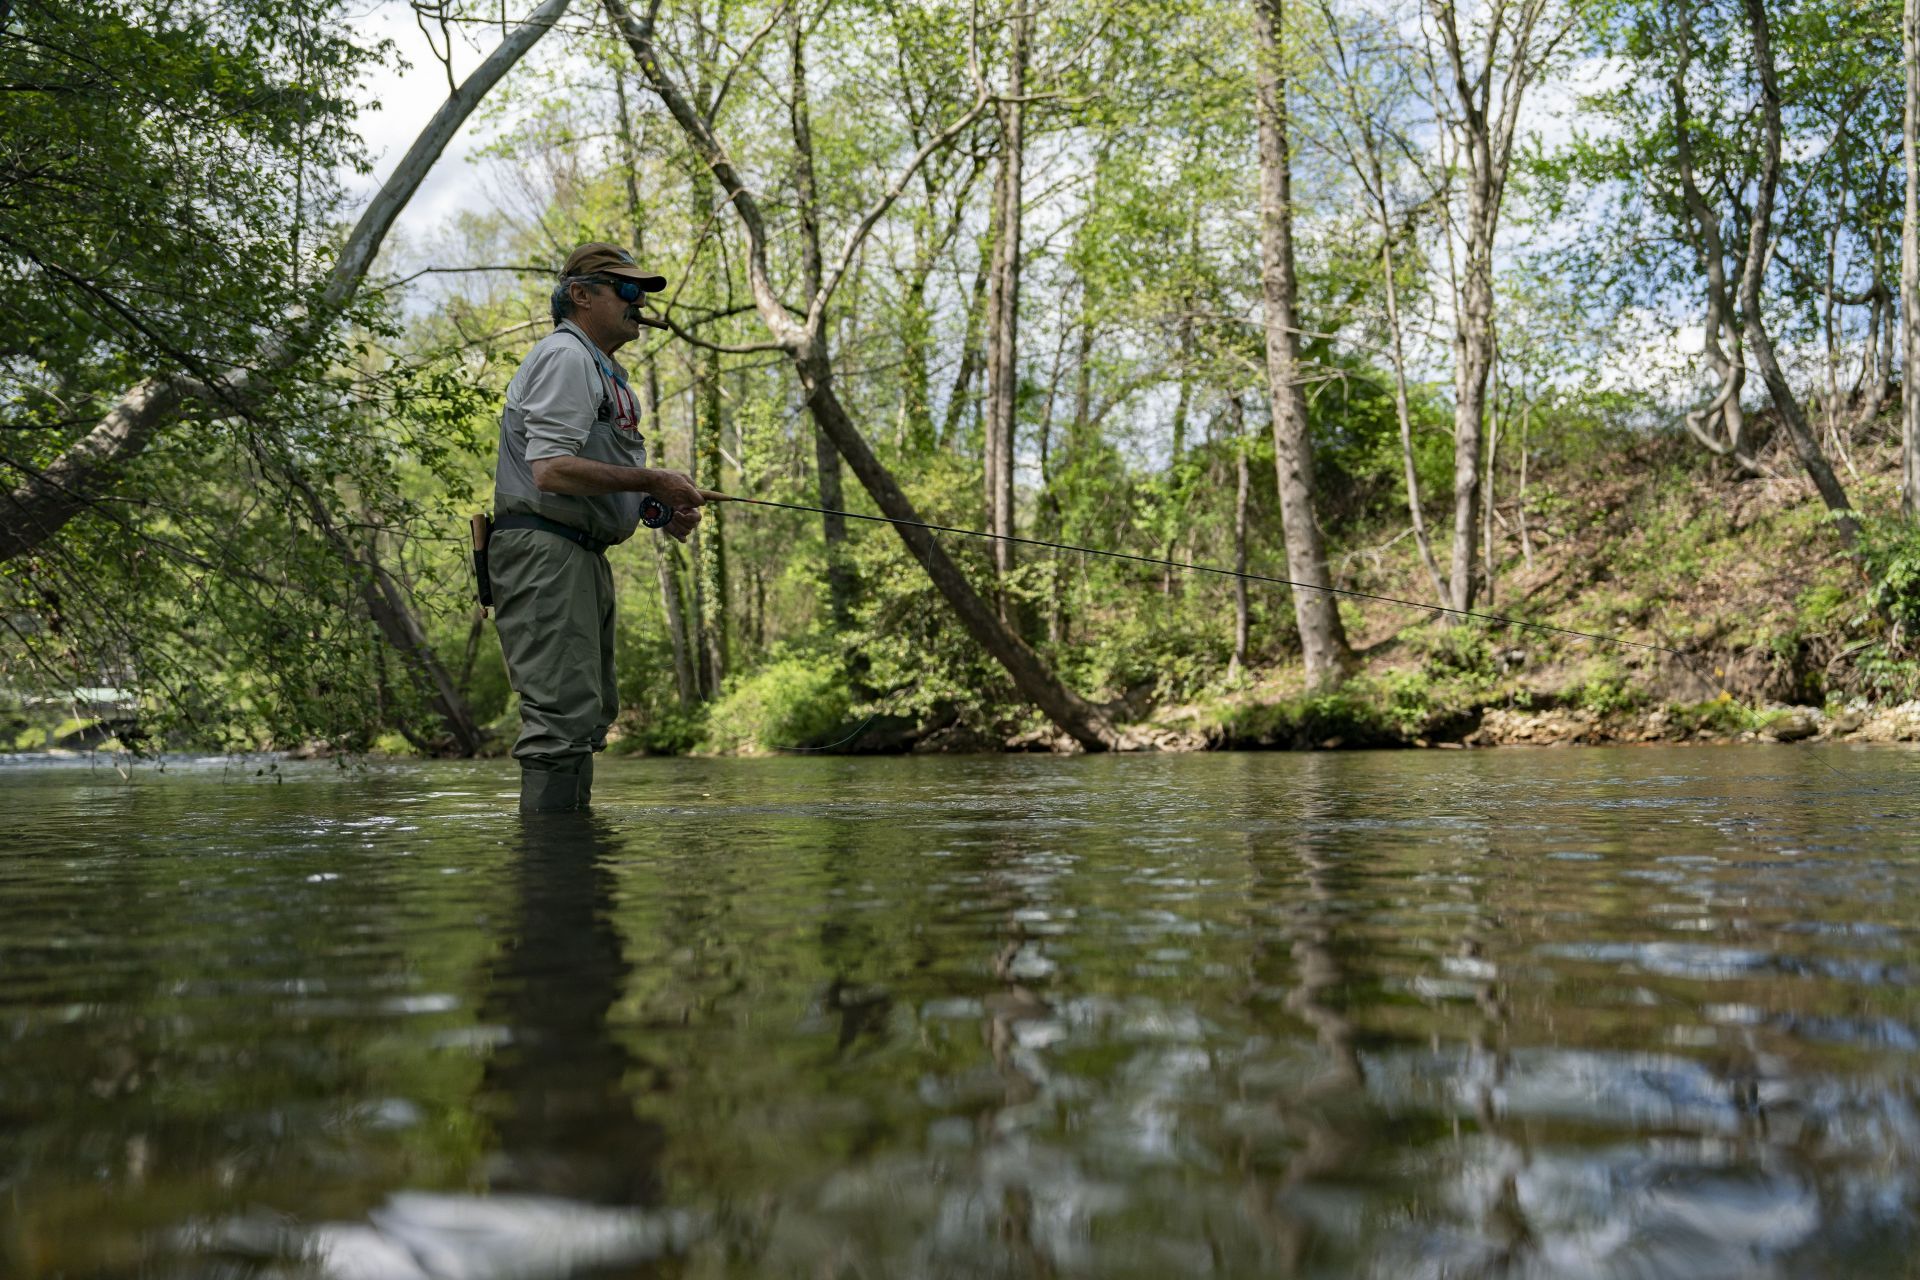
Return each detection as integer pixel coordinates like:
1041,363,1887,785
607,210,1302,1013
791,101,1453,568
639,468,704,543
662,506,702,543
639,468,704,511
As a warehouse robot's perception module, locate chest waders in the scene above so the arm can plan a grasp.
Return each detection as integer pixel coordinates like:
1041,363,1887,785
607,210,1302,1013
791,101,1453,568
491,330,642,813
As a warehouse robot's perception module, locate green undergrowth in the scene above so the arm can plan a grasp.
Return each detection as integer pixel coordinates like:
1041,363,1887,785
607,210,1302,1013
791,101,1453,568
1202,627,1506,747
1662,695,1756,736
694,648,853,756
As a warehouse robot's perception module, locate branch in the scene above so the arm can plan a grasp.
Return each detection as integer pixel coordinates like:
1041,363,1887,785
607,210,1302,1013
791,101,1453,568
369,262,558,292
1,0,576,563
605,0,800,347
810,87,993,329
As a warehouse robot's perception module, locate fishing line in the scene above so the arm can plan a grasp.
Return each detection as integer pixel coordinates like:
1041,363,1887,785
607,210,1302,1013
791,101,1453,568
700,490,1879,788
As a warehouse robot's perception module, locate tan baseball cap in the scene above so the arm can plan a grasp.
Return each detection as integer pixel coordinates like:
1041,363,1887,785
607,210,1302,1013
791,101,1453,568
561,242,666,291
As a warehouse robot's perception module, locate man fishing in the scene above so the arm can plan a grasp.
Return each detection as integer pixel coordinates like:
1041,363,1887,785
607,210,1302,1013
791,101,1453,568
488,243,704,812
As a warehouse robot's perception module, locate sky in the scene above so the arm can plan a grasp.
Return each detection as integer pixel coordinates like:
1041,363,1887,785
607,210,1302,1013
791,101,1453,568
325,0,1758,417
338,0,522,264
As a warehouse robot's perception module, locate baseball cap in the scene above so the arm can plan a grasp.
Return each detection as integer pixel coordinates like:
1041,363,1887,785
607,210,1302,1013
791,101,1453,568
561,242,667,291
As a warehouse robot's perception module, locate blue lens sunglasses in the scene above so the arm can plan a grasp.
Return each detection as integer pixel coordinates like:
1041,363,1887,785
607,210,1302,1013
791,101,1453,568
581,275,647,303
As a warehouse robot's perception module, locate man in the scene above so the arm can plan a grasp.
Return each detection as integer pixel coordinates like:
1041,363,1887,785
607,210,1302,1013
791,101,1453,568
492,243,704,812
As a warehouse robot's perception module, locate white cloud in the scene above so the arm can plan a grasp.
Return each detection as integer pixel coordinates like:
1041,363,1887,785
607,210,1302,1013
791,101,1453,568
337,1,515,260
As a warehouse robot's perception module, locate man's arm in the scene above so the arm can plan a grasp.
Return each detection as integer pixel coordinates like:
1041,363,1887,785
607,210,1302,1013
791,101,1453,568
532,456,704,540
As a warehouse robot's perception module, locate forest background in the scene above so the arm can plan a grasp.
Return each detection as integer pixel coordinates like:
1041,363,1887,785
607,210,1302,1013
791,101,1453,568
5,0,1920,757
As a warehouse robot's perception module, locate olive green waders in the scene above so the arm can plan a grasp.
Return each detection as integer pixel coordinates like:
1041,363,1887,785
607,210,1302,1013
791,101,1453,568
489,527,618,811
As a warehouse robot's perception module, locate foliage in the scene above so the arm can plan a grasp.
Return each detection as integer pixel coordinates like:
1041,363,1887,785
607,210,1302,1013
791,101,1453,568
698,649,853,755
4,0,1919,758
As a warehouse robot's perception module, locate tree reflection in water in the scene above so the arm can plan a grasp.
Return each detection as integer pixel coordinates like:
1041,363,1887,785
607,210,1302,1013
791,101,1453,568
1239,753,1365,1273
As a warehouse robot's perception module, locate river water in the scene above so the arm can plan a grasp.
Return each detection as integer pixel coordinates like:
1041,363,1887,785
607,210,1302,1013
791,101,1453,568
1,746,1916,1278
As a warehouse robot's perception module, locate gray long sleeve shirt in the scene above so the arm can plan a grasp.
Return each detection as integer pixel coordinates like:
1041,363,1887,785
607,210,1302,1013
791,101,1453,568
493,320,649,546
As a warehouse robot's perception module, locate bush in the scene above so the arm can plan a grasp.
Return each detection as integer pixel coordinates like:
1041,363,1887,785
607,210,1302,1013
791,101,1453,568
698,650,852,755
1570,665,1640,715
1666,695,1753,737
1417,626,1496,680
1860,516,1920,634
612,705,703,756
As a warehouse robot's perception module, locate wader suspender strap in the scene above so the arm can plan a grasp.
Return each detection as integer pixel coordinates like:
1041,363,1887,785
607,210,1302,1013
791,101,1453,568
557,325,635,430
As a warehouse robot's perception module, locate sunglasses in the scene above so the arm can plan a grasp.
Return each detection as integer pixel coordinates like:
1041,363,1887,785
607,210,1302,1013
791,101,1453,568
579,275,647,304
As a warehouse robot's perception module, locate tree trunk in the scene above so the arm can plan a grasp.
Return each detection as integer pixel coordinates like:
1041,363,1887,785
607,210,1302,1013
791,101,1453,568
1448,178,1496,614
984,6,1029,591
1380,232,1448,605
614,68,696,706
1230,397,1252,680
1482,342,1500,605
0,0,574,561
1517,401,1535,570
652,541,697,706
696,347,729,685
1666,11,1759,474
1052,313,1095,647
1430,0,1558,610
1905,0,1920,519
787,7,852,626
1254,0,1353,687
285,471,486,754
605,0,1111,749
815,423,853,628
943,258,992,449
1740,0,1860,545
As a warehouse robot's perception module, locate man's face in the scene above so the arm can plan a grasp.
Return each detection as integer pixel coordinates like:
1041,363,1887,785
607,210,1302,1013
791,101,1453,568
570,279,645,349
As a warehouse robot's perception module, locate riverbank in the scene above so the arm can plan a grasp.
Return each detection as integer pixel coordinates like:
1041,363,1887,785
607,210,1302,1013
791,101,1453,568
746,427,1919,756
10,424,1913,763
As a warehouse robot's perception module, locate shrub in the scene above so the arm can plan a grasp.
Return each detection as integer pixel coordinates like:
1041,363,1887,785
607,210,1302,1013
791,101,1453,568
1860,516,1920,634
698,650,852,755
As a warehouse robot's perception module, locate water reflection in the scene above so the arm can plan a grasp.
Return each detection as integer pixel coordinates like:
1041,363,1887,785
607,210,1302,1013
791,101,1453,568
0,748,1917,1276
477,811,664,1205
174,810,694,1277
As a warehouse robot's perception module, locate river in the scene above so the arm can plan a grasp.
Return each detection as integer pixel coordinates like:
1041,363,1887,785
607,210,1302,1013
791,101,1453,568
1,745,1915,1277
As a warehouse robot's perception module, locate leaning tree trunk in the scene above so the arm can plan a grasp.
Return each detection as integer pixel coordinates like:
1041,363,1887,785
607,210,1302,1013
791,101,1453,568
799,352,1117,749
0,0,574,561
1254,0,1354,688
1741,0,1860,545
606,0,1114,750
984,6,1029,594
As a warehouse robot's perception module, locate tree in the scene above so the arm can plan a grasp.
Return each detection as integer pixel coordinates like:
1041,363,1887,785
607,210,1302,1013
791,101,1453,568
605,0,1118,750
1311,0,1449,605
2,0,573,562
984,4,1031,597
1255,0,1355,686
1,0,572,751
1905,0,1920,519
1737,0,1859,545
1427,0,1572,612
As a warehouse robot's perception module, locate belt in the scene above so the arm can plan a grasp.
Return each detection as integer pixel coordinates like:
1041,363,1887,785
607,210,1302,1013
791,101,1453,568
491,512,610,555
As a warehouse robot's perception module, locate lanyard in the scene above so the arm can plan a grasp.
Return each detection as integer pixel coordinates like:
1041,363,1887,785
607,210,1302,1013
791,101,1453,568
558,325,639,432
